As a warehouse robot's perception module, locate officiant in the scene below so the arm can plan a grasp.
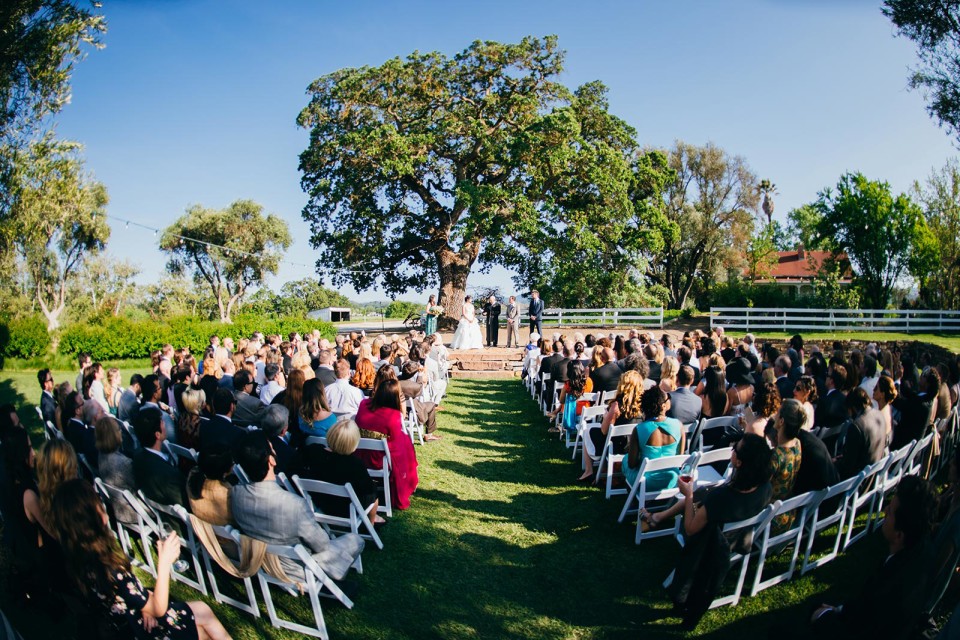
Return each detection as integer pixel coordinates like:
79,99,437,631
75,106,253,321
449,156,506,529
483,295,502,347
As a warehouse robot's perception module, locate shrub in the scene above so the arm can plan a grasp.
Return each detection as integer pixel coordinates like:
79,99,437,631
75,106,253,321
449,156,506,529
1,315,51,359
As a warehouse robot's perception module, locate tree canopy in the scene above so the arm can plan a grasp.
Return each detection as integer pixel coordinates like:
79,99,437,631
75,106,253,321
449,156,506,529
160,200,292,323
814,172,936,309
912,159,960,309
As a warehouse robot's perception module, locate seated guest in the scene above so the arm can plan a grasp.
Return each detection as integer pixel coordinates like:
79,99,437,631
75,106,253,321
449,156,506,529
175,388,205,451
589,346,622,393
398,361,440,441
792,426,839,497
537,340,561,399
698,366,730,425
63,390,98,468
658,434,773,629
116,373,142,425
230,431,364,581
925,448,960,620
579,371,644,482
893,368,939,452
725,357,756,415
815,366,849,430
355,379,419,510
414,343,446,402
326,359,364,416
37,369,56,426
261,404,296,475
186,443,235,526
803,476,935,640
95,416,137,523
874,374,898,443
132,408,186,507
315,349,337,387
274,368,305,431
547,360,594,435
668,366,701,427
769,399,804,531
258,363,284,405
741,382,781,442
659,356,679,393
140,374,176,443
549,341,574,405
836,388,887,480
200,388,245,455
351,358,376,397
374,345,393,372
299,379,337,441
231,370,265,427
50,479,230,639
774,356,795,403
219,358,235,390
792,375,818,430
622,386,684,491
294,419,383,523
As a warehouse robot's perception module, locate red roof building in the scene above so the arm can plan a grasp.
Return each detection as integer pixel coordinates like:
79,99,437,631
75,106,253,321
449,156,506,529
746,246,853,292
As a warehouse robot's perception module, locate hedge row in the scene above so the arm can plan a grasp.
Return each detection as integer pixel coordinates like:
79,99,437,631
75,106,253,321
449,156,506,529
55,314,336,361
0,315,52,359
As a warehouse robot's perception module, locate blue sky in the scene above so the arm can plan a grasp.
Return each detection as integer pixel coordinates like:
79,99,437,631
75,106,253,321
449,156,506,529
57,0,956,303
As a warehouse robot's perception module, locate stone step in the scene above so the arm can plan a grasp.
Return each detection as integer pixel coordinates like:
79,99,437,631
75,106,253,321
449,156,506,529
449,369,520,379
458,360,513,371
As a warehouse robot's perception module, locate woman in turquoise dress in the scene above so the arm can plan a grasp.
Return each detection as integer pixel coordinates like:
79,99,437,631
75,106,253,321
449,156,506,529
299,378,338,439
424,295,438,337
623,386,685,491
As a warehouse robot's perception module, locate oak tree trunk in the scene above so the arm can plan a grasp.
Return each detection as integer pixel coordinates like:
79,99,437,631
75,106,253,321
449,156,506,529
436,246,476,330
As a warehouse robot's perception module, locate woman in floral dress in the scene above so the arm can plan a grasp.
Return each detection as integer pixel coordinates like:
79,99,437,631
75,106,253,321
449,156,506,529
50,479,231,639
769,399,805,531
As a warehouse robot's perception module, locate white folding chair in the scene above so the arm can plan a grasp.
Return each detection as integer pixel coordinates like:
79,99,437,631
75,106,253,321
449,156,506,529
801,473,863,574
539,373,552,413
166,442,199,465
194,522,259,616
34,406,44,428
77,453,98,480
693,447,732,486
560,392,597,443
356,438,393,517
256,543,355,639
276,471,297,493
599,389,617,406
691,416,738,453
663,504,777,609
95,481,158,577
843,455,890,549
618,453,697,545
750,492,820,595
292,476,383,550
404,398,424,445
233,464,251,485
904,431,936,478
815,424,845,456
44,421,63,442
571,405,605,460
139,493,208,595
680,421,698,454
594,423,637,498
94,478,145,569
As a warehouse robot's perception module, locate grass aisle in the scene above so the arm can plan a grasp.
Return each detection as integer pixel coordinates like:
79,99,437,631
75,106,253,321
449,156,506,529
0,373,884,639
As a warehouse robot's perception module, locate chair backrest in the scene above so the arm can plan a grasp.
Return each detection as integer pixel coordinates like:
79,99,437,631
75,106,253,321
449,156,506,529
580,405,606,426
356,437,391,467
167,443,199,464
578,392,598,405
905,432,935,476
821,472,864,502
600,390,617,405
605,423,636,448
305,436,327,447
720,503,777,546
693,416,739,452
233,464,251,485
637,453,696,496
770,491,819,527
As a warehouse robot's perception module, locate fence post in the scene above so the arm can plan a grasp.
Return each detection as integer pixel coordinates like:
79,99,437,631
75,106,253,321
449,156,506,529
613,310,619,327
830,309,835,332
557,310,562,327
659,307,663,328
906,313,910,333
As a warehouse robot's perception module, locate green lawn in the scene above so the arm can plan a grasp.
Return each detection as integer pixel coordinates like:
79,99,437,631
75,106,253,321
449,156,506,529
0,374,893,639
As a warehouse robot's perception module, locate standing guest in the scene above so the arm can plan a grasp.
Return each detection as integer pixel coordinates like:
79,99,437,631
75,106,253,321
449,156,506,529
506,295,521,348
133,408,187,507
96,416,137,524
299,379,337,440
424,294,439,337
51,479,231,639
836,388,887,480
528,289,544,338
327,359,365,416
294,419,383,523
355,379,419,510
483,295,502,347
231,431,364,581
668,366,701,427
792,375,818,430
37,369,56,426
258,363,284,405
186,443,235,526
622,386,684,491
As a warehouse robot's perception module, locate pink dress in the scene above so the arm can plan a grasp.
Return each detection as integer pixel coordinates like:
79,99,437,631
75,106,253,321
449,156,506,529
354,398,419,510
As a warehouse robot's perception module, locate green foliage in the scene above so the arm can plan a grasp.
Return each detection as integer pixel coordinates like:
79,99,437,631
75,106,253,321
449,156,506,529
0,315,50,359
58,314,335,360
384,300,422,319
912,159,960,309
744,224,780,282
701,273,860,310
242,279,352,317
784,204,831,251
160,200,292,323
884,0,960,143
815,172,933,309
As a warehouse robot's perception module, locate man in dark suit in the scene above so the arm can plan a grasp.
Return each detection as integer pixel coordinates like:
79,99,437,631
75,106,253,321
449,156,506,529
538,341,563,408
260,404,296,475
231,370,265,427
892,369,939,452
132,407,186,507
63,390,98,465
774,356,795,402
315,349,338,387
793,428,839,496
589,347,622,393
37,369,56,426
815,367,848,430
117,373,143,425
528,290,543,339
483,295,502,347
200,387,246,454
548,341,573,412
668,366,702,427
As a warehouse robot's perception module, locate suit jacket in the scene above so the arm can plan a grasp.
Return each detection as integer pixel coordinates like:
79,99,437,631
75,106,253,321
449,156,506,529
483,302,502,326
775,376,795,403
200,415,246,454
40,392,56,427
117,389,139,424
232,391,265,427
589,362,622,393
230,480,363,580
315,366,337,388
793,429,839,496
132,448,186,507
64,418,98,467
815,389,847,429
892,391,935,451
668,387,702,426
836,407,887,480
269,434,297,476
507,303,519,323
529,298,543,320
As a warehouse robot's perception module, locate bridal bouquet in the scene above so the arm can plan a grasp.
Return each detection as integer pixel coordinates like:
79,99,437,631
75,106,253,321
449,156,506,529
428,305,444,316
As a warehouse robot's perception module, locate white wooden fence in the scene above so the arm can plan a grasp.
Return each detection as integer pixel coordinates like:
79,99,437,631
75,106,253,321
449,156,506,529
710,307,960,333
540,307,664,328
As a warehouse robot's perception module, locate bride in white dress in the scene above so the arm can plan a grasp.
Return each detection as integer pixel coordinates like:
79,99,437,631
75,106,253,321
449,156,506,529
449,295,485,350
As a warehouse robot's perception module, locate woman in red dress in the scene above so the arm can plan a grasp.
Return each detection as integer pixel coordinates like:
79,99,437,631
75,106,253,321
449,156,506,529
354,379,419,509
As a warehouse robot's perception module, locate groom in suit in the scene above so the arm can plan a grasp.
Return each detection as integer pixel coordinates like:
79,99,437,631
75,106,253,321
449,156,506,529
528,290,544,338
483,295,501,347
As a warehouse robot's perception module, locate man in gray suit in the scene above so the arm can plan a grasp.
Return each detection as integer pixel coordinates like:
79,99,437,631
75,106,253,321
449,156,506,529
668,366,701,427
230,431,364,581
835,388,887,480
505,296,521,348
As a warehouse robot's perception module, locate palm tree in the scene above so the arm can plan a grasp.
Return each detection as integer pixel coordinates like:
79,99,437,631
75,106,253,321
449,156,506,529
759,179,777,226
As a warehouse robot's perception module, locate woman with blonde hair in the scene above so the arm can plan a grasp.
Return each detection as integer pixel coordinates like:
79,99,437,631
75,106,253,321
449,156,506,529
176,388,205,451
201,355,222,380
104,368,123,416
659,356,680,393
579,370,645,482
352,358,376,396
291,350,314,380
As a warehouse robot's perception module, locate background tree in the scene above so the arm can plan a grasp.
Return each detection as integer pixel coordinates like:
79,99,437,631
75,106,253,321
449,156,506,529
298,36,589,322
744,223,779,283
242,279,352,317
5,136,108,330
783,204,832,251
883,0,960,143
160,200,292,323
814,172,937,309
75,254,140,316
759,179,777,226
647,141,759,309
912,158,960,308
141,273,212,319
